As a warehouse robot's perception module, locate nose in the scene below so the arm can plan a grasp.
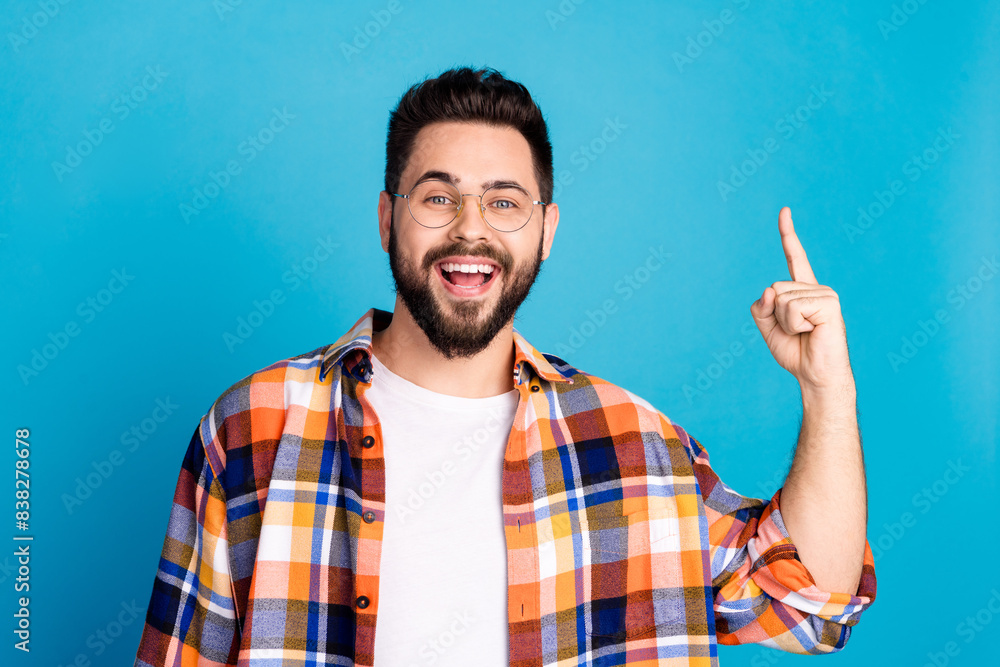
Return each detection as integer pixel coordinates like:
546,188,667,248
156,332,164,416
449,194,493,243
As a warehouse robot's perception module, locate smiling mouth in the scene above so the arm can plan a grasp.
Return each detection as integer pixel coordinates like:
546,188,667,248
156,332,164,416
438,261,498,289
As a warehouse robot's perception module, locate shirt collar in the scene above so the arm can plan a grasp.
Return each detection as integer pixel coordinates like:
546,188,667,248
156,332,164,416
319,308,574,386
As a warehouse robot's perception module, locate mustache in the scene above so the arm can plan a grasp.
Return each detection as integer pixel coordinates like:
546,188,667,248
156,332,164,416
421,242,513,274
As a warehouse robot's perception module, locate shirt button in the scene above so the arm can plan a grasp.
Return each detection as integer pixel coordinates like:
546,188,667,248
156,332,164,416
356,595,369,609
362,435,375,448
363,510,375,523
530,384,540,392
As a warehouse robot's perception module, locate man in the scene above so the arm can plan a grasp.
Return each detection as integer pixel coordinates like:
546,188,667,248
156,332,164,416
135,67,875,667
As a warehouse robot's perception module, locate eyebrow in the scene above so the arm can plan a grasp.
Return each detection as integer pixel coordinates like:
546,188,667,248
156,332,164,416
413,170,529,192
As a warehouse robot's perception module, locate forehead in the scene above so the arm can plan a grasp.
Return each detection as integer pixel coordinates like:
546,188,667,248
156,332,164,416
402,121,537,192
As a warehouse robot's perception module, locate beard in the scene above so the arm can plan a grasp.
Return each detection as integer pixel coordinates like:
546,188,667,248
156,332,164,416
387,221,545,360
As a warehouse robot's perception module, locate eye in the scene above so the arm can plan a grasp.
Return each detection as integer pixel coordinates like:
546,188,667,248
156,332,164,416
426,195,455,206
483,187,530,212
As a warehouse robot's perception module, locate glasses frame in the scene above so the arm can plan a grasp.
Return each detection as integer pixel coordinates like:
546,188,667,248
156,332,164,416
389,178,548,233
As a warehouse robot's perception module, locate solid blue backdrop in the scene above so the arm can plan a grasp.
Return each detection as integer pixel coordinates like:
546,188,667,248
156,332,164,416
2,1,997,665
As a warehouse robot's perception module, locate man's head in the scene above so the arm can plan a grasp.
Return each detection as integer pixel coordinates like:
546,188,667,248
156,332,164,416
377,67,559,359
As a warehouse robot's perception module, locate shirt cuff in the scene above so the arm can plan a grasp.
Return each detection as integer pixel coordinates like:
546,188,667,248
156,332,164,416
747,488,878,625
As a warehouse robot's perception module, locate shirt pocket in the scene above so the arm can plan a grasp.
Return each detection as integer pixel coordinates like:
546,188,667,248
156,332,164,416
579,507,681,644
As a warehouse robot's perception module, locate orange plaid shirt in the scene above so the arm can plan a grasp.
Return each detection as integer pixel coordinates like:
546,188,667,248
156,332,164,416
135,307,876,666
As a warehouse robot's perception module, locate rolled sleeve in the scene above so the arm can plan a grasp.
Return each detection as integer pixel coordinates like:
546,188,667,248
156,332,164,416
678,425,877,654
745,488,876,625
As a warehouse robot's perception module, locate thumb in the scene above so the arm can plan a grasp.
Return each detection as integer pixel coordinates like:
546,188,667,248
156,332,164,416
751,287,778,339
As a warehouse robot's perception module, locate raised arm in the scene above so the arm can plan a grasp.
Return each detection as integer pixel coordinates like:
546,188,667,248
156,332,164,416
748,207,867,592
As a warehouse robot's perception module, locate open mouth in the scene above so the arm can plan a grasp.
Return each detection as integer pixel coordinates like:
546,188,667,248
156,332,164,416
437,260,499,296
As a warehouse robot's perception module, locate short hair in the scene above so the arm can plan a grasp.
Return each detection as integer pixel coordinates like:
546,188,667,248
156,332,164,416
384,66,553,208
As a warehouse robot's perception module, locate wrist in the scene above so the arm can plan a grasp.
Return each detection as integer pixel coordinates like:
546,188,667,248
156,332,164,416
800,377,856,415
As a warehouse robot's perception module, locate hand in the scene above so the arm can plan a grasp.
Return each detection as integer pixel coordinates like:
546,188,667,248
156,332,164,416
750,207,855,396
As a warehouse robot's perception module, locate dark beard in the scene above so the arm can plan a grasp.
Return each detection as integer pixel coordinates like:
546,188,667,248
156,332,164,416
387,222,545,359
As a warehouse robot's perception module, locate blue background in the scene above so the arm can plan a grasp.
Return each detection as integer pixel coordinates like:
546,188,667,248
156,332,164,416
2,1,998,665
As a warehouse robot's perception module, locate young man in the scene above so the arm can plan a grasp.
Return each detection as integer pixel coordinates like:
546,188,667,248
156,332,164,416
135,67,875,666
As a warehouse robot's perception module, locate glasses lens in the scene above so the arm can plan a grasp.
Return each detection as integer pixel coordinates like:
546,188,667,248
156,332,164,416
482,186,533,231
408,180,461,228
406,179,536,231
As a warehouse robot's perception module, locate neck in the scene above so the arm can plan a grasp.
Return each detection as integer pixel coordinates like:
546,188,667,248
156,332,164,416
371,296,517,398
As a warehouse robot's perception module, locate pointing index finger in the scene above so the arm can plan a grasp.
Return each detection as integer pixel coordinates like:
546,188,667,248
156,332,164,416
779,206,817,284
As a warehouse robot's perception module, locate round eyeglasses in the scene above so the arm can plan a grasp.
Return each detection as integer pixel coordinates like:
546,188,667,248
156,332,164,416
390,179,547,233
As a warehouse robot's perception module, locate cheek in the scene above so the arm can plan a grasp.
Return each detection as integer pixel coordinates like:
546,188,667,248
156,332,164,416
513,236,544,266
394,232,435,268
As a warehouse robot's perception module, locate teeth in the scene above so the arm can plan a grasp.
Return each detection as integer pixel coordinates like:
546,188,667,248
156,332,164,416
441,262,494,274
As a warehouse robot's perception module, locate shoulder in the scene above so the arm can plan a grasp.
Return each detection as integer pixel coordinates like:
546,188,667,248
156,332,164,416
196,343,332,475
541,352,696,449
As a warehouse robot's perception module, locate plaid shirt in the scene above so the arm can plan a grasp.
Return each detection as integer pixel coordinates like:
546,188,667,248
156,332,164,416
135,307,876,666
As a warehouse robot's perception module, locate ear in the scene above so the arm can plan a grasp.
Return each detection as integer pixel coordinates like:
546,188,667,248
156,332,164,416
540,202,560,261
377,190,393,253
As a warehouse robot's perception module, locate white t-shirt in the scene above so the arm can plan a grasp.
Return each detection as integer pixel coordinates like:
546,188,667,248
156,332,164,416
367,351,519,667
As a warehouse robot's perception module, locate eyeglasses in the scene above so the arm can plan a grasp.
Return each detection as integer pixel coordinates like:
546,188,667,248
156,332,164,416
390,179,547,233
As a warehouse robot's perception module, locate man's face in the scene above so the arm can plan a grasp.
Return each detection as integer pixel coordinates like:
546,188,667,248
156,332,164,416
378,121,559,359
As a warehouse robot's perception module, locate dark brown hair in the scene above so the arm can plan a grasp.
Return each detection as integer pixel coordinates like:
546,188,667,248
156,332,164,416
384,66,553,210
